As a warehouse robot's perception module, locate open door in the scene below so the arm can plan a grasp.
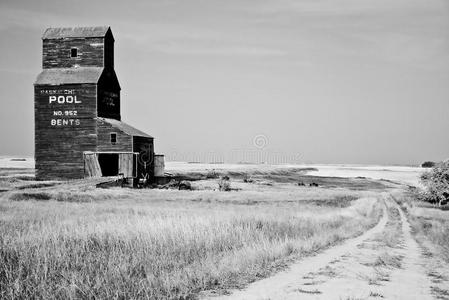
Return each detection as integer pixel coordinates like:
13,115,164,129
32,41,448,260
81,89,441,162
98,153,119,176
84,152,136,178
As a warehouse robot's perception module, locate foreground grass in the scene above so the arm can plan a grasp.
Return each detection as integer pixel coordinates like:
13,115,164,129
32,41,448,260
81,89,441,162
408,212,449,262
393,192,449,262
392,192,449,299
0,191,381,299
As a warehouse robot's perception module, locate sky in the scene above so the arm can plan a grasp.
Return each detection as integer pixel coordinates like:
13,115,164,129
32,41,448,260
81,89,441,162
0,0,448,165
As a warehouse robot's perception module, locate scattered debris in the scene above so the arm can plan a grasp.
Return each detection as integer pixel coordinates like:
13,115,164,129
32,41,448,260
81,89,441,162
96,174,130,189
243,174,254,183
179,180,192,190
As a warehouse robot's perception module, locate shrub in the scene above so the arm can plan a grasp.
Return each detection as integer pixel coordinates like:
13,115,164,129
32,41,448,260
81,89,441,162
421,161,436,168
218,176,231,191
419,160,449,205
205,169,220,179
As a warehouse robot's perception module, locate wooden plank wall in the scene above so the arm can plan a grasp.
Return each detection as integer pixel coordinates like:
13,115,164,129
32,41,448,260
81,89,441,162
118,153,134,177
35,32,139,181
34,83,97,180
133,136,155,181
43,37,105,69
96,120,133,152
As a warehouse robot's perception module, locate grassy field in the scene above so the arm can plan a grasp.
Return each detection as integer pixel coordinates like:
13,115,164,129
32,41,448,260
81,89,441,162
394,192,449,262
0,163,396,299
389,191,449,298
410,215,449,262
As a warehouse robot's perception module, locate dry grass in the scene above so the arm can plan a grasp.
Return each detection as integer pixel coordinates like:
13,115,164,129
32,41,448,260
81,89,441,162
9,190,126,203
356,200,404,287
0,186,381,299
378,206,403,249
171,167,390,191
369,291,385,298
0,166,385,299
373,252,403,269
408,216,449,262
393,193,449,263
297,288,322,294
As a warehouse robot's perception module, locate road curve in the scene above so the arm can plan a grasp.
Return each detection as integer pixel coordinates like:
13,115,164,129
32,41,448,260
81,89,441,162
205,195,389,300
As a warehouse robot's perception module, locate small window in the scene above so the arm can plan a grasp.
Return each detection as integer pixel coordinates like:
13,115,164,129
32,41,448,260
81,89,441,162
110,133,117,145
70,48,78,58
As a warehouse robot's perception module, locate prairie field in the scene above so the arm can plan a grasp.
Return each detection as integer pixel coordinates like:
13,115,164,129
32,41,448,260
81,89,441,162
0,159,448,299
395,193,449,262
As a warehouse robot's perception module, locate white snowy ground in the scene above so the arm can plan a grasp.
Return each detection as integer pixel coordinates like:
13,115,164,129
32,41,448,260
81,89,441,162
0,156,34,169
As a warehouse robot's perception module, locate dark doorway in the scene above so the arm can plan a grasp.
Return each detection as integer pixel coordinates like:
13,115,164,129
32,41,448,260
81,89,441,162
98,153,119,176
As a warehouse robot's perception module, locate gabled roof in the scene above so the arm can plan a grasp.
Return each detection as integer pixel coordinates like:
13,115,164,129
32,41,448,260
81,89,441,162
97,117,153,138
35,67,103,85
42,26,111,39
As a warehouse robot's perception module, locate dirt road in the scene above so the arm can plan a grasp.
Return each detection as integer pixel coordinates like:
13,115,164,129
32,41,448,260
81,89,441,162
205,194,442,300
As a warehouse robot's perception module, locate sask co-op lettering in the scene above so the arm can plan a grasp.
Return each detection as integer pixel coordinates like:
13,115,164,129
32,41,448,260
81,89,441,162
47,92,82,126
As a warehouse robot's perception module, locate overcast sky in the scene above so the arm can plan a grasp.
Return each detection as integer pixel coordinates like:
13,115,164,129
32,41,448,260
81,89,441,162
0,0,448,165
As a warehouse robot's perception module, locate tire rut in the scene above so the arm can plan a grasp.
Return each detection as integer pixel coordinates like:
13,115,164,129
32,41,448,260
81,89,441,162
381,201,433,299
204,195,389,300
205,194,437,300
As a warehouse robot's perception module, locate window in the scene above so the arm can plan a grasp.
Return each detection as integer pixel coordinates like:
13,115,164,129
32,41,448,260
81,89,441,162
70,48,78,58
110,133,117,145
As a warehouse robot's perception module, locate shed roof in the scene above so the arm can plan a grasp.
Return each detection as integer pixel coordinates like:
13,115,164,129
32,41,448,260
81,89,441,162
42,26,111,39
35,67,103,85
98,117,153,138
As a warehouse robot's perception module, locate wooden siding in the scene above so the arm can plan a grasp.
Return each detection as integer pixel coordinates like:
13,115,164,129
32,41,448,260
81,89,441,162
84,152,102,177
34,84,97,180
96,119,132,152
133,136,154,181
118,153,134,177
43,37,105,69
34,27,155,182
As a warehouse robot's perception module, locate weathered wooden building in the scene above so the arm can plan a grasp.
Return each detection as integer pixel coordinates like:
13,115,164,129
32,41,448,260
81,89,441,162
34,26,154,183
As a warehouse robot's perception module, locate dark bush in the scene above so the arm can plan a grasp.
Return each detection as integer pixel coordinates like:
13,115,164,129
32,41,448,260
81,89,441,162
421,161,436,168
419,160,449,205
